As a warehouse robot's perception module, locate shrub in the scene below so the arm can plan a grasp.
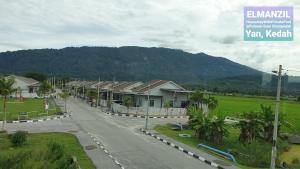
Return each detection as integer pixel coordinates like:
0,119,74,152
292,158,300,164
238,141,271,167
11,131,27,146
47,142,65,161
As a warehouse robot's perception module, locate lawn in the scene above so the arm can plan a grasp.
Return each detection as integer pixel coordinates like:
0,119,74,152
0,132,95,169
0,98,60,120
213,95,300,133
154,124,299,169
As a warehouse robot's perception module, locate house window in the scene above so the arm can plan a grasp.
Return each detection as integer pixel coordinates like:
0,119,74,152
149,100,155,107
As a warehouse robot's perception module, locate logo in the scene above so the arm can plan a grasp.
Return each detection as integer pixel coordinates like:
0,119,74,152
244,6,293,41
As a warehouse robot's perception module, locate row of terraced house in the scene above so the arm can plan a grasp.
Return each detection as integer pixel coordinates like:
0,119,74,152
65,80,208,116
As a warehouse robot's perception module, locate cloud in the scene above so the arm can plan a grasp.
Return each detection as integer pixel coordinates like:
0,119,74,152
0,0,299,75
210,35,240,44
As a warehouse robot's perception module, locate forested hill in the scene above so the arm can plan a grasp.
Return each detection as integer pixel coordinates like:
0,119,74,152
0,46,261,83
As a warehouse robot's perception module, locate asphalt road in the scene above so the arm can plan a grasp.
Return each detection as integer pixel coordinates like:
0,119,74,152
6,97,239,169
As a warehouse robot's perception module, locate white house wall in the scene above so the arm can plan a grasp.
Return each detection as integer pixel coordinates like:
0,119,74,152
146,82,188,108
12,79,38,98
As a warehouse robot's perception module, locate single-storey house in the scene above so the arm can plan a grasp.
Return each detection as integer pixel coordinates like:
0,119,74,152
131,80,191,108
8,75,39,98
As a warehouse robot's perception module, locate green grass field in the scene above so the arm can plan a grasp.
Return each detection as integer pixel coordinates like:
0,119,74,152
0,98,59,120
213,95,300,133
0,132,95,169
155,125,299,169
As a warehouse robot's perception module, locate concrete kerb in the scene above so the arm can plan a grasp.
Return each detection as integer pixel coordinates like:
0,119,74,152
88,132,126,169
141,129,226,169
0,114,71,124
105,112,188,119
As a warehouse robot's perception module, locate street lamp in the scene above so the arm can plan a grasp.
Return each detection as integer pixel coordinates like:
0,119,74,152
270,65,283,169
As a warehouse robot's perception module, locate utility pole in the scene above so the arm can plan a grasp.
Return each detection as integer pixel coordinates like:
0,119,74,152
110,77,115,112
145,86,151,130
270,65,283,169
97,76,100,108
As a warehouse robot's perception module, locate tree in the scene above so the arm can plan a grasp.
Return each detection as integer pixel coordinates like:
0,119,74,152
24,72,48,82
38,81,52,98
123,96,133,114
86,89,97,100
297,96,300,102
59,91,69,113
187,106,227,144
164,100,172,116
190,90,205,110
259,105,274,142
259,104,288,142
0,77,17,130
238,111,262,144
207,97,218,112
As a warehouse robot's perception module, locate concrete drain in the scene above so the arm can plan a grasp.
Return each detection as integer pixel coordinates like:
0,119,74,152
212,159,232,166
85,145,97,150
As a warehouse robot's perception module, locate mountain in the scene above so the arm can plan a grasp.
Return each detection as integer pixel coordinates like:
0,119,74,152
0,46,261,83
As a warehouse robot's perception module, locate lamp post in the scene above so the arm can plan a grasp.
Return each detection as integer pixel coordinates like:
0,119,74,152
270,65,283,169
145,90,150,130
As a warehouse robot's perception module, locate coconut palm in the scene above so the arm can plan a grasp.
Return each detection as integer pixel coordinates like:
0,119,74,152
0,77,17,130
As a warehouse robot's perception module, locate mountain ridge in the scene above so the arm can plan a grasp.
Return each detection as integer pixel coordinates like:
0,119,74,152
0,46,261,83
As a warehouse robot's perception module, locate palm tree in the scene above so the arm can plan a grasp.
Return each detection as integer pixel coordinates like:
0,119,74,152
0,77,16,130
187,106,227,144
123,96,133,114
59,91,69,113
209,115,228,144
38,81,52,98
190,90,205,110
238,111,262,144
207,97,218,112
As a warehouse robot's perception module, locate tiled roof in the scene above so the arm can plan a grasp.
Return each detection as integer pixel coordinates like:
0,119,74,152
132,80,169,93
113,81,142,92
12,75,39,85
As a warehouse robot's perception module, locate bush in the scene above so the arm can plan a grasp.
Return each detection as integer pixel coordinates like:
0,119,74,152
292,158,300,164
47,142,65,161
11,131,27,146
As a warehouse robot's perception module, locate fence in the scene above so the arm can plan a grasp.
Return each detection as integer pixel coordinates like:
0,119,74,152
112,102,187,116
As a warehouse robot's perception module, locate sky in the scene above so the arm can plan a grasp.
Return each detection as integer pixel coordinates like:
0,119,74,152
0,0,299,75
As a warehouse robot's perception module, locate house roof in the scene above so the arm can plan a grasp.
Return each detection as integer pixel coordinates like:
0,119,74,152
160,88,192,93
132,80,169,93
10,75,39,85
94,81,116,90
113,81,143,92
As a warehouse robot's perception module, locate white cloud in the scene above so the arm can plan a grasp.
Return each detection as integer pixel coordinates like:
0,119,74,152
0,0,299,75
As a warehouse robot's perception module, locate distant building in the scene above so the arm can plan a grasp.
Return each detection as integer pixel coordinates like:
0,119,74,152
8,75,39,98
66,79,191,108
131,80,191,108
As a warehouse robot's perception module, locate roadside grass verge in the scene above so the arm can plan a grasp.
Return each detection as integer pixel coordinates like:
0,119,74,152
0,98,60,120
0,132,95,169
154,124,294,169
